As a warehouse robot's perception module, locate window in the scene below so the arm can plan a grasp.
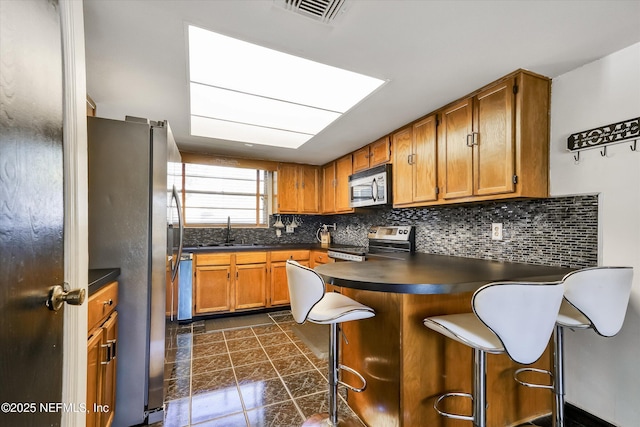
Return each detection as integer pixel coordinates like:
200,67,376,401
182,163,268,226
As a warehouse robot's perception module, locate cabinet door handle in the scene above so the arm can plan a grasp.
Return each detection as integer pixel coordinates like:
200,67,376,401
466,134,473,147
472,132,479,145
107,339,117,360
101,342,112,364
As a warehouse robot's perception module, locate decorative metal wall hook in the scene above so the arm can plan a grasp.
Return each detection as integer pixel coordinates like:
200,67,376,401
573,151,580,164
631,140,638,152
600,146,608,157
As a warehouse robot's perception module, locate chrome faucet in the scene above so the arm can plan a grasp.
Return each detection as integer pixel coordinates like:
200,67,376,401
225,216,233,244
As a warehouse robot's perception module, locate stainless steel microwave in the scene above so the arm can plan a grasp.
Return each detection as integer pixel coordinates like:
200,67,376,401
348,164,392,208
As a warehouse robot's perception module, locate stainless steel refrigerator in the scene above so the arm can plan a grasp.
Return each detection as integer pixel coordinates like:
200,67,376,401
88,116,183,426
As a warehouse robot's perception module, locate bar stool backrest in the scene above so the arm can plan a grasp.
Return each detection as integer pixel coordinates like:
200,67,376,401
562,266,634,337
286,260,326,324
473,282,564,365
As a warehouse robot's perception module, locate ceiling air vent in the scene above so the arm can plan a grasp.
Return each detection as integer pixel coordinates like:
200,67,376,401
277,0,348,24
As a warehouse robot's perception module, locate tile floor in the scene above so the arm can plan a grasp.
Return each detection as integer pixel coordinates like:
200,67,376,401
155,311,365,427
155,310,554,427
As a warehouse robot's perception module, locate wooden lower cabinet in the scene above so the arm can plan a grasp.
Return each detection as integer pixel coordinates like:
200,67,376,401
87,281,118,427
194,252,269,314
235,263,267,309
192,250,319,315
269,250,310,306
194,265,232,314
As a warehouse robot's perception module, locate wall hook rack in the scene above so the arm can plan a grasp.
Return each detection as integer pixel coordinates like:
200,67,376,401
567,117,640,165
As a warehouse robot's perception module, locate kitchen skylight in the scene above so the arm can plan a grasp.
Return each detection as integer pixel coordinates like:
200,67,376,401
188,25,385,149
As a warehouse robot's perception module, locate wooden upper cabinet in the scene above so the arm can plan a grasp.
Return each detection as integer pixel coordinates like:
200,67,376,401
353,136,391,173
439,71,549,202
474,79,515,196
369,136,391,167
441,97,474,199
392,116,437,206
276,163,320,214
392,127,414,205
300,165,319,213
276,163,298,213
335,154,353,213
322,154,353,214
322,162,336,213
353,146,371,173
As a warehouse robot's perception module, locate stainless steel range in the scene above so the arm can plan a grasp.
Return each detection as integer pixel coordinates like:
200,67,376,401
327,225,415,262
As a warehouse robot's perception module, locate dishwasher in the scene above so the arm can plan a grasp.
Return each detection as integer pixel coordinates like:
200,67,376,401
177,253,193,321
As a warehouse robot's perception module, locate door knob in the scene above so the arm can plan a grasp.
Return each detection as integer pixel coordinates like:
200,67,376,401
46,284,86,311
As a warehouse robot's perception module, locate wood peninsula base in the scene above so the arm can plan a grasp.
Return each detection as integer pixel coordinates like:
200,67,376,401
339,288,553,427
314,254,572,427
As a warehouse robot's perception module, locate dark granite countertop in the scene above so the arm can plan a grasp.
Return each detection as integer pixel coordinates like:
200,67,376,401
314,253,574,295
88,268,120,295
182,242,341,253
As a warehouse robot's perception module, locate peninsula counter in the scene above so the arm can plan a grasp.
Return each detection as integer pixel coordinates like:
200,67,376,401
314,254,573,427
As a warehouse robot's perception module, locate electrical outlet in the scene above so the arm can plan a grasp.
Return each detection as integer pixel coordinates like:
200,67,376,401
491,223,503,240
285,225,294,233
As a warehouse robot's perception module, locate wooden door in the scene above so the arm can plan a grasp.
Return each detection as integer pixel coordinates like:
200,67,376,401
369,136,391,167
413,115,438,202
392,127,414,205
300,165,319,213
235,264,267,309
322,162,336,213
101,312,118,427
353,146,371,172
194,266,232,313
277,163,298,213
0,1,65,426
442,97,474,199
474,79,515,196
335,154,353,213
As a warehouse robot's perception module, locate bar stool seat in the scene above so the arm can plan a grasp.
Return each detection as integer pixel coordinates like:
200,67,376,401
307,291,374,324
514,266,634,427
286,260,374,427
424,281,565,427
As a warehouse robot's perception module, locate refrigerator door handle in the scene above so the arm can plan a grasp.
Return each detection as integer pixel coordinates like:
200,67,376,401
171,185,184,283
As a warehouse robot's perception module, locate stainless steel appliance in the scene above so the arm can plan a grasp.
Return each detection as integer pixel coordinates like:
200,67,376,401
177,253,193,321
88,116,183,425
327,225,415,261
348,164,392,208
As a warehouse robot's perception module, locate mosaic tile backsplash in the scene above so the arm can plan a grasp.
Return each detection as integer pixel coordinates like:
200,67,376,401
184,195,598,268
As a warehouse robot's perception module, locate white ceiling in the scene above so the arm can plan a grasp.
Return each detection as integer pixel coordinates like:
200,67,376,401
83,0,640,165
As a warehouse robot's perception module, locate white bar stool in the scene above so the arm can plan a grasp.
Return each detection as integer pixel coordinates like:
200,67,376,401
514,266,633,427
286,260,375,427
424,281,565,427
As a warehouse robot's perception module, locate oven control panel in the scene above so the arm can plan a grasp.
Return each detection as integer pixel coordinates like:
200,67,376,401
367,226,413,241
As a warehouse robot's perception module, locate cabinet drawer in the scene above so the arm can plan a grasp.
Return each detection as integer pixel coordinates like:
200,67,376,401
236,252,267,264
270,250,310,262
312,251,333,264
88,281,118,332
196,253,232,266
